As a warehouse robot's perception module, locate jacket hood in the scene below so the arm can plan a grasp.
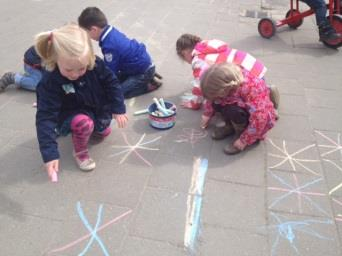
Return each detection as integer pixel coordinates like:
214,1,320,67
193,39,229,55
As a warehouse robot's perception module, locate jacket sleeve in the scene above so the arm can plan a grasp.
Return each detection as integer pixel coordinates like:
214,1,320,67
35,78,61,163
102,46,120,75
96,59,126,114
239,76,272,145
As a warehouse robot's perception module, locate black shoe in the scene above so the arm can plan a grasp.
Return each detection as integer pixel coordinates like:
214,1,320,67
0,72,15,92
319,22,342,41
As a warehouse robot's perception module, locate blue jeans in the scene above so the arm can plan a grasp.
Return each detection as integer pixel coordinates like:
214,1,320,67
301,0,328,25
14,64,42,91
118,65,155,99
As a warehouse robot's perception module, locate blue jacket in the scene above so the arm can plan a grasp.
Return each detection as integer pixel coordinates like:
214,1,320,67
36,57,126,163
24,46,42,69
99,25,152,76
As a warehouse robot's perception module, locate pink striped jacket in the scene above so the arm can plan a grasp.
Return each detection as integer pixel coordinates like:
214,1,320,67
187,39,267,109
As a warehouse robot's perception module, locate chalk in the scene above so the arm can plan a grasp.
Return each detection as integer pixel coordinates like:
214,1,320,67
153,97,169,116
51,171,58,183
133,109,149,116
159,98,166,109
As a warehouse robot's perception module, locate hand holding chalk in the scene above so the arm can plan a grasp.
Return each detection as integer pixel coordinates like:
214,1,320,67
45,159,59,183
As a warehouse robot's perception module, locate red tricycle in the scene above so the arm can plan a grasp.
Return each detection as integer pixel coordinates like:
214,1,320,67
258,0,342,48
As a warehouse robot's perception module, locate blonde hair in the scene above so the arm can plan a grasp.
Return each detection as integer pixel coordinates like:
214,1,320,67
200,63,244,100
35,23,95,71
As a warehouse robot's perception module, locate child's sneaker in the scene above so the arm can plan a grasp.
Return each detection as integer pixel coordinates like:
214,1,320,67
74,150,96,172
0,72,15,92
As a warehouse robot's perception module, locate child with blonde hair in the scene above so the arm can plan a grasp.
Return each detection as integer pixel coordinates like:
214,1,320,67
35,24,128,179
200,63,277,154
175,33,279,110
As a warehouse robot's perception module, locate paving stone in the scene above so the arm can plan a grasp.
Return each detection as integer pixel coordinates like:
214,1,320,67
198,224,268,256
130,188,187,245
267,114,315,142
208,140,266,187
202,180,266,231
119,236,187,256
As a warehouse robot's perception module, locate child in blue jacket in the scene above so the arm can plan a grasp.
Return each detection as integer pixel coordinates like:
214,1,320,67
0,46,43,92
78,6,162,99
35,24,128,179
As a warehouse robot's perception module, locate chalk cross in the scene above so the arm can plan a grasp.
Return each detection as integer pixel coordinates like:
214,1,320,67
77,202,109,256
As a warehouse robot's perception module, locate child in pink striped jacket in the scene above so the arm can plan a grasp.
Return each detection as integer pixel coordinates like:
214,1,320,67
176,33,279,129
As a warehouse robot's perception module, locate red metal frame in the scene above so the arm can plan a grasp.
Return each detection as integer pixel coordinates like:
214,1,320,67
276,0,341,27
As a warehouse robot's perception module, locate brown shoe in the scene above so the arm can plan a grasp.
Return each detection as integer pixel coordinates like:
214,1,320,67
223,142,241,155
211,123,234,140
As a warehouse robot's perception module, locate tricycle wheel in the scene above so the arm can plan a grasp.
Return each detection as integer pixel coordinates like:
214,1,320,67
322,14,342,49
285,9,303,29
258,18,276,38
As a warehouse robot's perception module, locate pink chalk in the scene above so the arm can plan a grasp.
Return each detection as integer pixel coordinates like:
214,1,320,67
51,171,58,183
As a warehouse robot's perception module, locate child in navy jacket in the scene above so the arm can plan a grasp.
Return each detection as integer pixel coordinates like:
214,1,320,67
35,24,128,179
78,6,162,99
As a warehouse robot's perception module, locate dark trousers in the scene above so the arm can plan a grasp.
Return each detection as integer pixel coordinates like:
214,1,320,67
118,65,155,99
300,0,328,25
213,104,249,127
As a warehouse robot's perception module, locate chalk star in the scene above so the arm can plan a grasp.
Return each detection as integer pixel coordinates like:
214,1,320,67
110,133,161,166
268,139,321,176
322,159,342,195
175,128,207,147
266,212,333,256
268,171,329,217
316,130,342,159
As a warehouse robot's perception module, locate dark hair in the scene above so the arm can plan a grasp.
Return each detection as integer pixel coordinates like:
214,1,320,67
78,7,108,29
175,34,202,58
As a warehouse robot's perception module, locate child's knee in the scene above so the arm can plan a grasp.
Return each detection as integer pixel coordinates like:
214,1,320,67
71,114,94,134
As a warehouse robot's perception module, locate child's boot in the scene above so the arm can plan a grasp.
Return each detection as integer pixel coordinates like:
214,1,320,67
318,21,342,41
147,74,163,92
211,121,234,140
0,72,15,92
71,114,96,172
223,122,246,155
269,84,280,109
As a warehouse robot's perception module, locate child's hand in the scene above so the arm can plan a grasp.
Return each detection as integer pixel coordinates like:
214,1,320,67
233,139,247,151
200,115,211,129
45,159,59,179
113,114,128,128
181,100,201,110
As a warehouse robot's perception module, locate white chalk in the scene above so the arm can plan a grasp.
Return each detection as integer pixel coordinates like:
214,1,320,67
133,109,149,116
51,171,58,183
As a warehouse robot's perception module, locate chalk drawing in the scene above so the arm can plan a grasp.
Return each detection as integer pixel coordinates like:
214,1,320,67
268,139,321,176
316,130,342,159
332,198,342,222
47,203,132,255
268,171,329,217
322,159,342,195
184,157,208,252
267,212,333,256
175,128,208,148
110,133,161,166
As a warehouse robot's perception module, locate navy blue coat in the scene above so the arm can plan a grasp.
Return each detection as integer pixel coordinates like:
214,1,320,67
99,25,152,76
24,46,42,68
36,57,126,163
